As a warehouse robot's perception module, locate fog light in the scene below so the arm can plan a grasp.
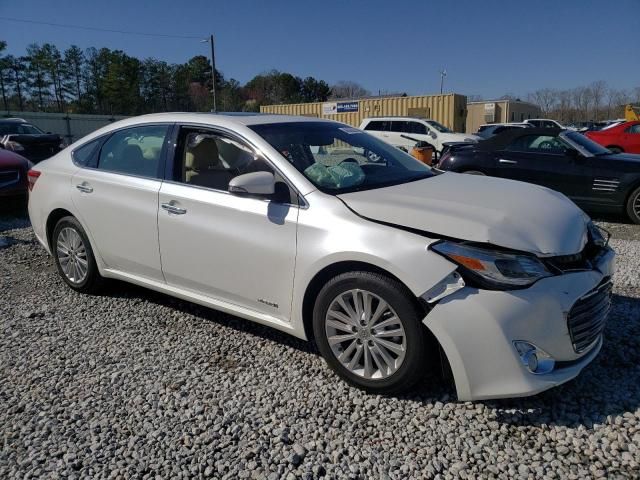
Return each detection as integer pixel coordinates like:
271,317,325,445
513,341,555,375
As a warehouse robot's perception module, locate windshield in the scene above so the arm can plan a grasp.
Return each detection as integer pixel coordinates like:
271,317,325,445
561,131,611,156
250,122,434,194
0,122,44,135
425,120,452,133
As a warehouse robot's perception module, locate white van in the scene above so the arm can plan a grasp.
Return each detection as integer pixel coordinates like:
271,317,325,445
359,117,480,154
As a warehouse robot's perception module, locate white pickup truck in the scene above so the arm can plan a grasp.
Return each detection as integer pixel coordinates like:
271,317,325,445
359,117,480,154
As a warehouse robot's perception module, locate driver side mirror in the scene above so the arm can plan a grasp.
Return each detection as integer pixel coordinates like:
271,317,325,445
565,148,581,159
228,171,275,196
429,131,437,139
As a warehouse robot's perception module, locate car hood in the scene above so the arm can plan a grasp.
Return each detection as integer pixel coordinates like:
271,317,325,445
438,132,480,143
600,152,640,163
338,172,589,256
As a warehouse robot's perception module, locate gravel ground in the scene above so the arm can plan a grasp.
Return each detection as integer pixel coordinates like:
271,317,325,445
1,204,640,479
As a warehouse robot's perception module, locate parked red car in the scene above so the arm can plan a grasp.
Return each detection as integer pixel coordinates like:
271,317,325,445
0,148,32,198
585,121,640,154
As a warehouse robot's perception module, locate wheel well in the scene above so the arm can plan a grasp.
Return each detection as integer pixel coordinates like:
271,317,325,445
625,179,640,205
301,261,426,341
606,145,624,152
45,208,74,249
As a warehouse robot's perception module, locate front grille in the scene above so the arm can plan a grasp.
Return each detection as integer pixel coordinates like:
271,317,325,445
567,278,612,353
0,169,19,187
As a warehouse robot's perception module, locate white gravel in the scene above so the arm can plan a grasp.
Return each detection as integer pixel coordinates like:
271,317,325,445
1,215,640,479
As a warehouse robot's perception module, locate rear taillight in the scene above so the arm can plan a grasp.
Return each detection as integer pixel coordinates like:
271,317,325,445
27,169,41,192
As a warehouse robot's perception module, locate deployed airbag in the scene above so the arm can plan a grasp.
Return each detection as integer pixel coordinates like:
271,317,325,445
304,163,365,189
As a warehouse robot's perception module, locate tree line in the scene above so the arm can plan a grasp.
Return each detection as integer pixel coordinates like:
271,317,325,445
526,82,640,123
0,40,373,115
473,82,640,124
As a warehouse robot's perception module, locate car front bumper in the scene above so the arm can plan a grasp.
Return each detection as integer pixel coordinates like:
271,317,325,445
423,247,615,401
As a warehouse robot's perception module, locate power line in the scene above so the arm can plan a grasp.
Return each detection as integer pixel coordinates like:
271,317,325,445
0,16,203,40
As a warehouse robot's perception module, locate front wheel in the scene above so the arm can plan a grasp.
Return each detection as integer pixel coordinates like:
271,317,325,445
626,186,640,224
313,271,429,394
52,216,103,293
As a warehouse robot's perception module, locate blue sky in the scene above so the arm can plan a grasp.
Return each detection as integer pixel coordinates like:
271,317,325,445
1,0,638,99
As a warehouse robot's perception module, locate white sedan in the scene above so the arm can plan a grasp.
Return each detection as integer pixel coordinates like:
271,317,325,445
27,113,614,400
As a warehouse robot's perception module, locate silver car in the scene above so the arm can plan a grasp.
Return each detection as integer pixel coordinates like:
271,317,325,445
28,113,615,400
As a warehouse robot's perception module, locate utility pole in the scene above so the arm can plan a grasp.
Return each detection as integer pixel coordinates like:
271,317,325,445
202,35,217,112
440,69,447,95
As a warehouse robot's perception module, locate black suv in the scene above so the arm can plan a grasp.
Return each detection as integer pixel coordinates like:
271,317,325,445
0,118,64,163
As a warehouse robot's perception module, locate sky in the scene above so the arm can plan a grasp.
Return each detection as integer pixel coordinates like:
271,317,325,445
1,0,638,99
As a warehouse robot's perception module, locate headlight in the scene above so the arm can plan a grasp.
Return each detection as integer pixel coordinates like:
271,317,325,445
588,222,609,247
5,140,24,151
431,241,551,289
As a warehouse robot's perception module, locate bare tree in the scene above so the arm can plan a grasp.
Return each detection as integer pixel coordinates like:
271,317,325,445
329,81,370,100
528,88,557,116
589,81,607,121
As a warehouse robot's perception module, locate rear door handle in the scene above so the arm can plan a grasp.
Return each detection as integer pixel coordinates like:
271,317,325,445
161,202,187,215
75,183,93,193
498,159,518,165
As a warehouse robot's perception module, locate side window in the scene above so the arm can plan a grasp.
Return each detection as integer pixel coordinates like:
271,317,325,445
174,128,291,202
626,124,640,134
98,125,169,177
389,121,408,133
506,135,565,154
408,122,427,135
72,137,103,167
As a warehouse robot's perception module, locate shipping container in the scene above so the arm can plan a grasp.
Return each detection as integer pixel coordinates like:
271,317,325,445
260,93,468,133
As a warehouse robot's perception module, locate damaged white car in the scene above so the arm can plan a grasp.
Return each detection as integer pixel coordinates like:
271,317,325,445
28,113,615,400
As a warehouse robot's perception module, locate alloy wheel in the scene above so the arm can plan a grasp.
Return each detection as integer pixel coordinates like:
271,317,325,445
324,289,407,380
56,227,89,284
634,191,640,220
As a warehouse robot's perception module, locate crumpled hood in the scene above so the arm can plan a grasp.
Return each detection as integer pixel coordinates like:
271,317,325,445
338,172,590,256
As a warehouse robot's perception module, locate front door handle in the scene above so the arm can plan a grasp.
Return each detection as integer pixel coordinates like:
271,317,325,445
161,202,187,215
498,158,518,165
75,183,93,193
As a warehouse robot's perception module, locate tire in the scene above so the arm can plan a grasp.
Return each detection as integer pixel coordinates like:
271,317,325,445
607,146,623,154
52,216,103,293
312,271,429,394
626,186,640,225
462,170,486,176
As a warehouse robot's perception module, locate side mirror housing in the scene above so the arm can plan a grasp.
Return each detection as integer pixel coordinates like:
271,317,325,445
228,171,275,196
430,131,437,139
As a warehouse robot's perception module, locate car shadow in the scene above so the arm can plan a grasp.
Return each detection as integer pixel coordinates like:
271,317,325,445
0,198,30,233
98,279,319,355
96,282,640,424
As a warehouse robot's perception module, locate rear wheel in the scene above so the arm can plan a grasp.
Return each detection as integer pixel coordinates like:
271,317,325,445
626,186,640,224
52,216,103,293
607,146,623,154
313,271,429,394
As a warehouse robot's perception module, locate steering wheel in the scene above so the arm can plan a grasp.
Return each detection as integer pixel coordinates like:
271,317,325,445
538,141,555,150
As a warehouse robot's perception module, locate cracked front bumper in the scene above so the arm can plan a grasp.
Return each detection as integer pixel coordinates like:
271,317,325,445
423,247,615,401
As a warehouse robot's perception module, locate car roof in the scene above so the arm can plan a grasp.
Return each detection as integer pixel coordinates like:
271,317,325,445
362,116,433,122
477,127,563,150
0,118,28,123
122,112,338,126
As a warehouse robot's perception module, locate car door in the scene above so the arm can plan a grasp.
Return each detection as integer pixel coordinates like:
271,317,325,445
622,123,640,153
70,124,171,282
157,125,299,322
494,133,582,197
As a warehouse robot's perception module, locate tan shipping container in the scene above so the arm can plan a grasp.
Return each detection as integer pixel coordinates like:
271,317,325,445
260,93,468,133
